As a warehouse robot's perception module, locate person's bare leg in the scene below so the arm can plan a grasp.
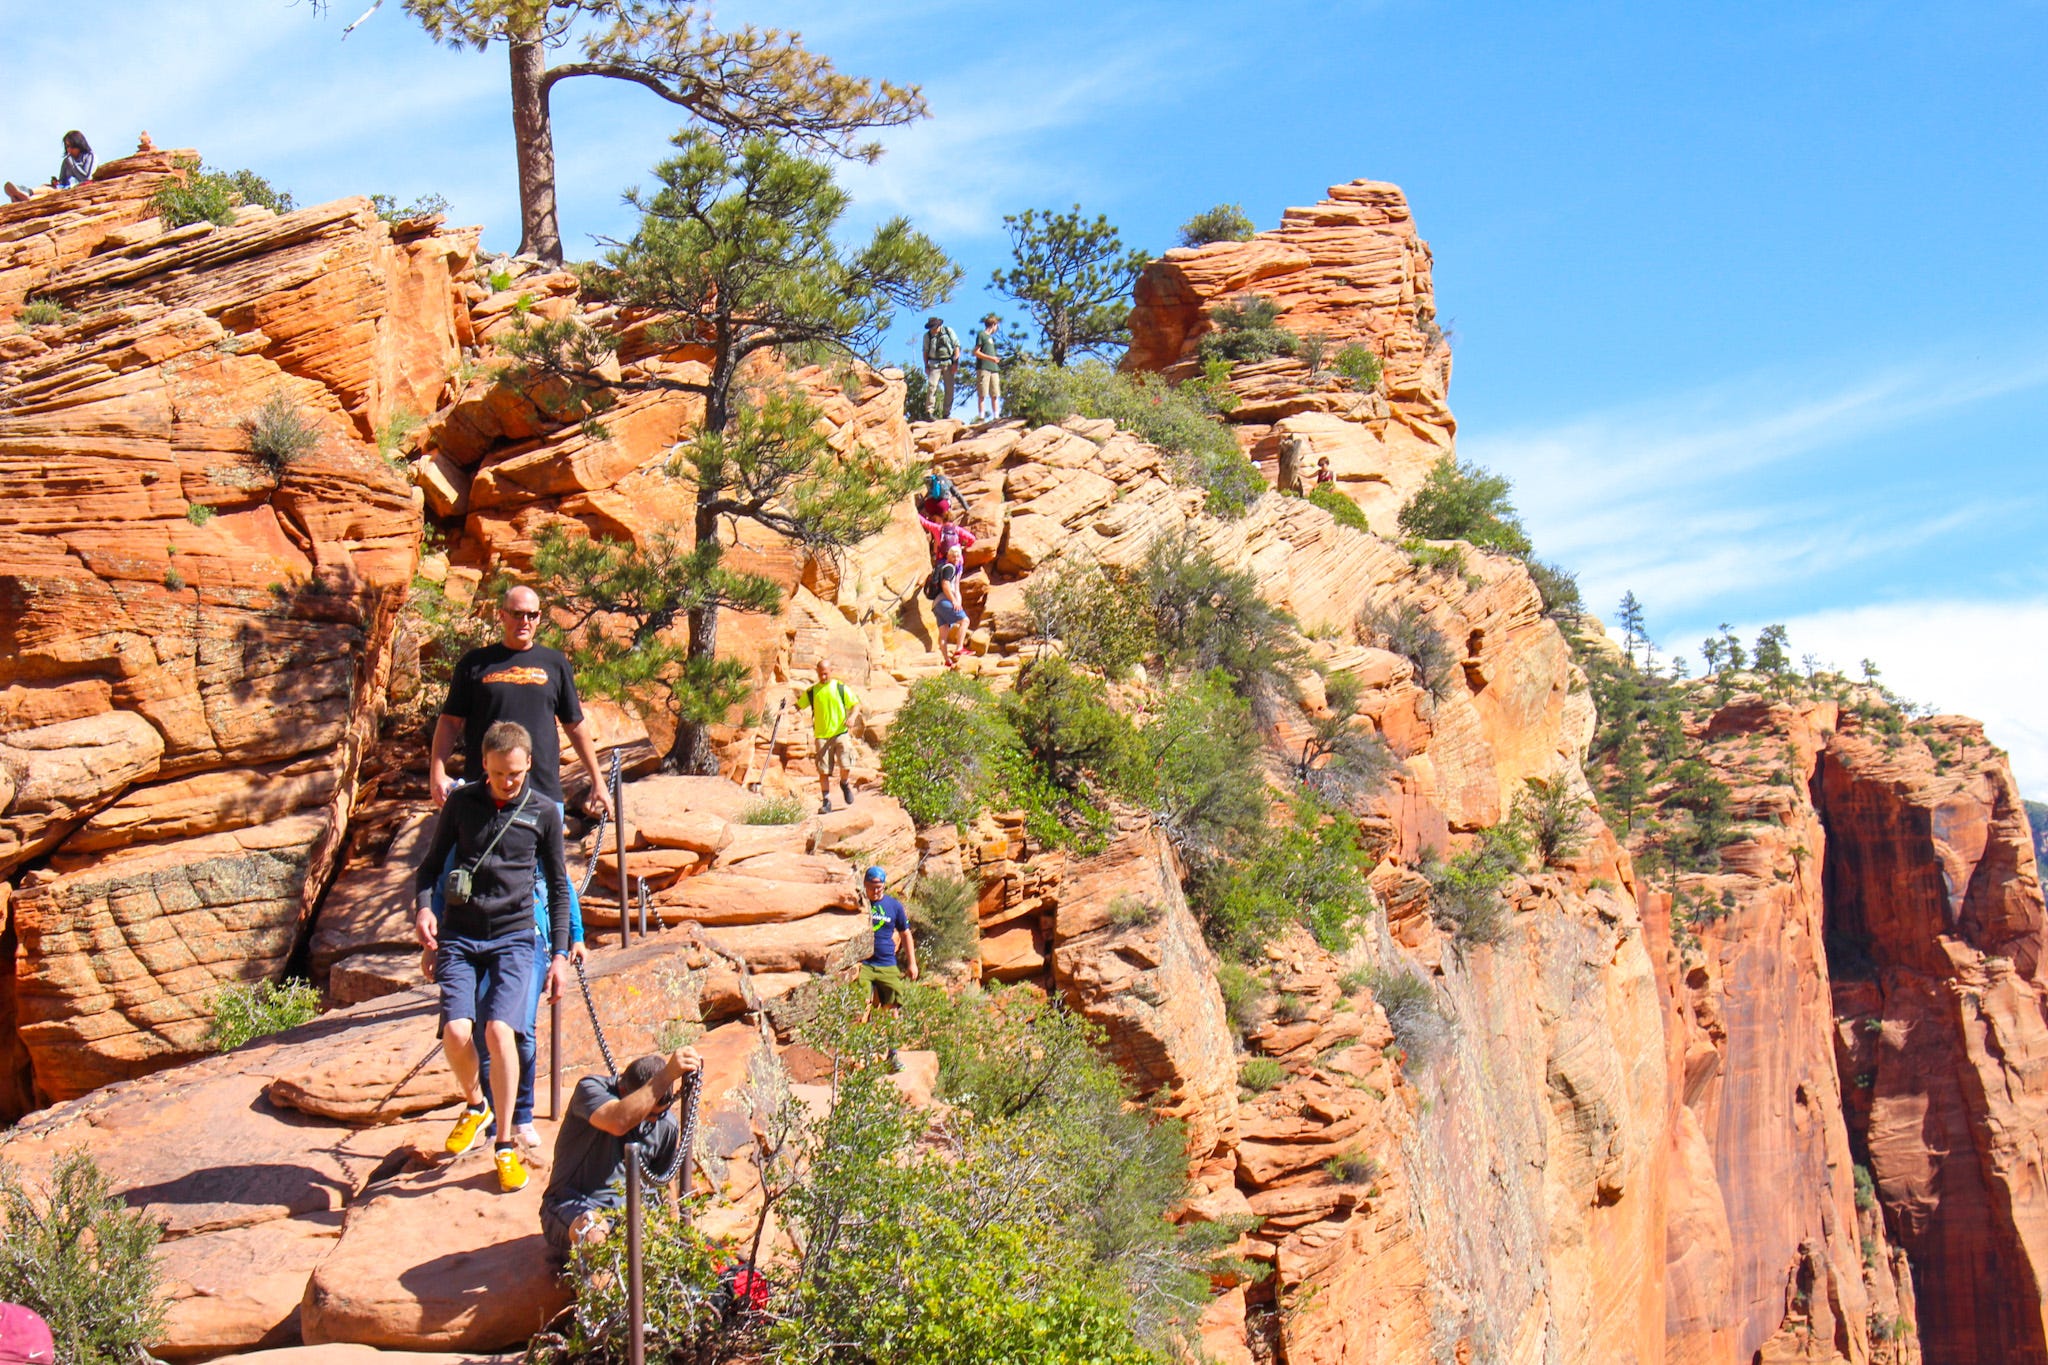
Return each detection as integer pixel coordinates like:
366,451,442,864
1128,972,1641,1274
4,183,28,203
444,1019,484,1105
484,1020,520,1127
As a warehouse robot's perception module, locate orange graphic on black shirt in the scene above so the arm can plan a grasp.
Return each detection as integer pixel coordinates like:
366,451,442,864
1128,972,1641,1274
481,666,552,688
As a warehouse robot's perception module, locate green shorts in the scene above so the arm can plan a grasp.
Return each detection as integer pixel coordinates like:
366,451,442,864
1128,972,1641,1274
860,964,905,1007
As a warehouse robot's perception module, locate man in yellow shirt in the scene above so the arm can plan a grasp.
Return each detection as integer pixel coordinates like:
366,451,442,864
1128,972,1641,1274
798,658,861,813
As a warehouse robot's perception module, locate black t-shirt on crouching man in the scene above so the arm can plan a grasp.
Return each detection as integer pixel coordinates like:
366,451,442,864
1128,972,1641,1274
443,643,584,801
414,782,573,950
544,1075,681,1210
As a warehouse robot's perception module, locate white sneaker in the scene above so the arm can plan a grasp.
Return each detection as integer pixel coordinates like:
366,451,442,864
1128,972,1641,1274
514,1122,545,1161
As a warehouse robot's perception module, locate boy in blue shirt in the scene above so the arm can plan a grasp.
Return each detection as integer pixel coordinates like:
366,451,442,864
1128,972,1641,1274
857,865,918,1021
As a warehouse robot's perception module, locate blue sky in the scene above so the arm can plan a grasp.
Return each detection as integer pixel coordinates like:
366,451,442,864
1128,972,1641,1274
7,0,2043,793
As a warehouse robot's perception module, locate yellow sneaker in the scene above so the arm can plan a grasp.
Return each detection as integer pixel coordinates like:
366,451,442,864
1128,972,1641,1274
444,1105,492,1156
494,1144,530,1193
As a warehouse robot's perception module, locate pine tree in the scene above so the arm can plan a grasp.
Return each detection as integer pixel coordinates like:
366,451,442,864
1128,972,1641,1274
990,206,1150,366
318,1,924,263
1617,591,1646,668
1753,624,1792,676
510,133,952,770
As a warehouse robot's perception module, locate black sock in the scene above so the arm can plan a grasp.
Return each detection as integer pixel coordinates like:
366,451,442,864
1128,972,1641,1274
467,1102,489,1116
495,1139,515,1151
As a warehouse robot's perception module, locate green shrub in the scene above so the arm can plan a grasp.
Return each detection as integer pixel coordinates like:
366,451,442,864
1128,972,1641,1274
1423,822,1529,947
1323,1150,1381,1184
771,984,1218,1360
0,1151,166,1364
1272,992,1309,1022
1003,655,1138,797
881,673,1074,848
1298,332,1329,378
375,409,423,459
1659,758,1735,869
1357,600,1456,697
486,268,516,292
1854,1163,1878,1212
1197,295,1298,365
1308,482,1371,532
162,567,186,592
1023,555,1156,680
1360,965,1450,1070
908,872,980,972
1191,795,1374,955
1239,1057,1285,1092
369,191,451,224
1516,779,1589,866
1333,343,1382,390
1005,360,1262,516
206,977,320,1051
1528,559,1582,617
1215,961,1267,1035
1296,670,1398,805
1108,894,1163,931
155,162,294,228
1141,530,1298,703
1338,968,1370,996
17,297,64,327
741,795,807,825
537,1197,733,1362
1402,538,1467,577
242,390,322,471
1132,669,1269,861
184,503,216,527
1178,203,1256,247
1397,459,1532,557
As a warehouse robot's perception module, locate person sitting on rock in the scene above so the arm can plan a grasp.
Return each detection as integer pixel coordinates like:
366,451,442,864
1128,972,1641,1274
857,865,917,1022
917,500,975,566
414,720,574,1194
5,132,93,203
932,545,969,669
541,1047,703,1255
798,658,860,814
1313,454,1335,489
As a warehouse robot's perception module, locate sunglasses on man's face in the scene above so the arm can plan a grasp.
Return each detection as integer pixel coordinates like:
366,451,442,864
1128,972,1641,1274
502,608,542,621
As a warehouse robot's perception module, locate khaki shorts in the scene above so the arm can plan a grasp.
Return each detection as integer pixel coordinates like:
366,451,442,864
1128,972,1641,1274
815,732,851,776
977,370,1002,403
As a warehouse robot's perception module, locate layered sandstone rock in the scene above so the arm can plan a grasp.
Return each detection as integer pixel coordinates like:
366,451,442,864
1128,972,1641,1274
1123,181,1454,533
0,156,476,1115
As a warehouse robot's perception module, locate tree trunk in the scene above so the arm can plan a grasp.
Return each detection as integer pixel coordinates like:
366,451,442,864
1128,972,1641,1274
665,490,731,775
508,40,563,265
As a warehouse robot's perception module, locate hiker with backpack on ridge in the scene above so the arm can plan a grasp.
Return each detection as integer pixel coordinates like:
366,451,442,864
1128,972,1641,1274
799,658,861,814
918,466,966,524
921,316,961,417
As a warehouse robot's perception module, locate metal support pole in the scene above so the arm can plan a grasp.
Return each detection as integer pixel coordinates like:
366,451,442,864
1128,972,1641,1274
637,877,649,938
614,765,631,950
625,1141,645,1365
548,995,562,1120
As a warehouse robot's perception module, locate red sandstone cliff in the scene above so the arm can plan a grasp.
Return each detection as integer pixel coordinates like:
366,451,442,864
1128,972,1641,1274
0,166,2044,1365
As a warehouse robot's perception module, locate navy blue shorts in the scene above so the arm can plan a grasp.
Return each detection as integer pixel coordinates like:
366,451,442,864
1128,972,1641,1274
437,933,534,1032
934,599,966,627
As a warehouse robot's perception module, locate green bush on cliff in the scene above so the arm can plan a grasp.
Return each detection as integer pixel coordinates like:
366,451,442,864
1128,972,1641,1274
1333,342,1383,391
155,161,294,228
1005,360,1262,516
242,390,322,471
881,673,1066,848
0,1150,166,1364
907,871,981,972
1190,795,1375,955
1196,295,1298,365
1308,481,1371,532
1356,600,1456,697
1360,965,1451,1070
205,977,320,1052
1422,821,1530,947
1396,457,1532,558
1177,203,1256,247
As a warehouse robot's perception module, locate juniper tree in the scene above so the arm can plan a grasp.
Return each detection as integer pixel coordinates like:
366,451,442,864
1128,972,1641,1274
1617,591,1647,669
990,206,1150,366
316,1,924,263
509,133,952,770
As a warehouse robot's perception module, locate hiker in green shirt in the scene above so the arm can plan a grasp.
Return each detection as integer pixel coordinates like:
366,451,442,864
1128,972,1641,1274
972,313,1003,422
799,658,861,813
922,317,961,417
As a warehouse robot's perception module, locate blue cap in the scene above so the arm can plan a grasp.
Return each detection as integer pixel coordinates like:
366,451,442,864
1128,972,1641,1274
864,865,887,883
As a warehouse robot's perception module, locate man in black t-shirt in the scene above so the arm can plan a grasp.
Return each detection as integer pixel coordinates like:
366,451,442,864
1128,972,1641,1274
432,585,611,816
541,1047,702,1253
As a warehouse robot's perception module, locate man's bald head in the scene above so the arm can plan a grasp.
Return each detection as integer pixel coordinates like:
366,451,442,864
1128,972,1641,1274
499,585,542,649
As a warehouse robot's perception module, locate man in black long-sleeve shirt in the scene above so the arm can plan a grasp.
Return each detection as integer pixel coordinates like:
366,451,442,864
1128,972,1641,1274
414,720,572,1193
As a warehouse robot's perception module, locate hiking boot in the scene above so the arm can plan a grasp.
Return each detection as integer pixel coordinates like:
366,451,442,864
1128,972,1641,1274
445,1105,492,1156
819,796,833,814
840,781,854,806
494,1145,530,1193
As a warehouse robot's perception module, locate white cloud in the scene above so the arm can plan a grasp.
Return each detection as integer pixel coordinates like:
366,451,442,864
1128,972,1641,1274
1719,600,2048,802
1465,352,2048,615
